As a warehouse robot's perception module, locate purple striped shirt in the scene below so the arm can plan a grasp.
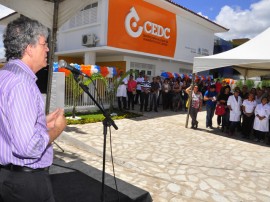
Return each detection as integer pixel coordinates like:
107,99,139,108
0,59,52,168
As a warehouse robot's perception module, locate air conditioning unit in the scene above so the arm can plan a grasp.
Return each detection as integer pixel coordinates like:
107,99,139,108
82,34,98,47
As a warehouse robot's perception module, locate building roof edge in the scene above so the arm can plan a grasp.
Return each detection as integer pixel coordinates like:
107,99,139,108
164,0,229,32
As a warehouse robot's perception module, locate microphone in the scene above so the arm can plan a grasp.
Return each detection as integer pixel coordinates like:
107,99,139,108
58,59,90,78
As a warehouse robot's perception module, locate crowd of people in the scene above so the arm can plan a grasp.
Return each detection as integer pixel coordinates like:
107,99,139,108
116,72,191,113
116,72,270,145
188,81,270,145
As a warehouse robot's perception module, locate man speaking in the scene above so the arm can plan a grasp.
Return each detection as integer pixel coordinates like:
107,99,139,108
0,16,66,202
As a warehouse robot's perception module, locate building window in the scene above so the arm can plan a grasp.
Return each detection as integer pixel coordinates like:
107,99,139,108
179,68,191,74
130,62,155,79
61,2,98,31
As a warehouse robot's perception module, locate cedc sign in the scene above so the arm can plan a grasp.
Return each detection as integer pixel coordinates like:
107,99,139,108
108,0,177,57
125,7,171,39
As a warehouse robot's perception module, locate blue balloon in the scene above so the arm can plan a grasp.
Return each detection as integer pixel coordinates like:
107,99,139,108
161,72,168,78
113,67,117,76
73,63,81,70
173,73,180,78
54,62,58,72
95,65,100,73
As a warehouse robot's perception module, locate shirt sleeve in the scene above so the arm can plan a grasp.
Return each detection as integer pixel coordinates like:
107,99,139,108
200,93,203,101
254,105,259,116
123,78,128,85
242,100,246,107
7,83,49,159
227,96,232,106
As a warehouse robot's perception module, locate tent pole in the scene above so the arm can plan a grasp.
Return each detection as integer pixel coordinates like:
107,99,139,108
45,0,60,114
244,69,248,82
185,73,195,128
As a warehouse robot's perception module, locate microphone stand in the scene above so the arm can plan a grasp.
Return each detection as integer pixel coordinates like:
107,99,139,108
72,74,118,202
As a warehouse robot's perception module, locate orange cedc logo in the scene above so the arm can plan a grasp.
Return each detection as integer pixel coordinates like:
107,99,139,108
125,7,171,39
108,0,177,57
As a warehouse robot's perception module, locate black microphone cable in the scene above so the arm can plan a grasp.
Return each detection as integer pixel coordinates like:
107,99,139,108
81,75,120,202
109,126,120,202
84,74,120,202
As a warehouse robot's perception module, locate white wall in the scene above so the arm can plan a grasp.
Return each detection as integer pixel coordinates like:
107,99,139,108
44,72,65,113
96,55,125,62
57,0,107,52
174,16,215,63
124,55,192,77
57,24,101,51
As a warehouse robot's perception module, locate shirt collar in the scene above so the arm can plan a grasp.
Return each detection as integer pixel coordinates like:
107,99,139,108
11,59,38,81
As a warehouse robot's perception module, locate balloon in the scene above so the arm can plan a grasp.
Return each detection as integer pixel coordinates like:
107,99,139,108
161,72,168,78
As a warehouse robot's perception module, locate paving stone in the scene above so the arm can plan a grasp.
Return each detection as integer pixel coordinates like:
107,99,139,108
167,183,181,193
194,190,209,200
199,181,210,190
57,107,270,201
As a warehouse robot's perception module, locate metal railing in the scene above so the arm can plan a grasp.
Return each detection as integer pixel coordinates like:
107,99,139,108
64,76,115,111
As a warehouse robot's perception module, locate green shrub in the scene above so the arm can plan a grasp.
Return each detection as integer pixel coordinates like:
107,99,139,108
245,80,255,90
235,80,243,89
261,80,270,87
65,109,142,125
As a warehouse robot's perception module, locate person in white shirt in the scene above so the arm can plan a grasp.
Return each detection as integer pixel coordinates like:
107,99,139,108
255,88,263,104
241,93,256,139
227,89,242,136
135,72,144,105
162,78,171,110
186,85,203,129
116,72,128,110
253,97,270,143
140,75,151,112
267,96,270,145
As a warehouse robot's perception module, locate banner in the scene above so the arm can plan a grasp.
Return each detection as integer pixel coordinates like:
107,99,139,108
108,0,177,57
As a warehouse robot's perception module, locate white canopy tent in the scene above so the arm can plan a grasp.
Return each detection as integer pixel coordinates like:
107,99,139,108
0,0,91,29
193,27,270,78
185,27,270,128
0,0,91,113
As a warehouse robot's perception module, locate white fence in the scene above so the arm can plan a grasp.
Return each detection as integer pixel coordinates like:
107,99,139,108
64,75,115,111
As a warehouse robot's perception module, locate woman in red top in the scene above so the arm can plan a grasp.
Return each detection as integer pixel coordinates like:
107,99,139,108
127,75,137,110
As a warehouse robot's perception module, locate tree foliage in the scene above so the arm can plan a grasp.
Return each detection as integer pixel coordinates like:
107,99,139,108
68,73,107,118
244,80,255,90
235,79,243,89
67,70,138,116
106,69,138,113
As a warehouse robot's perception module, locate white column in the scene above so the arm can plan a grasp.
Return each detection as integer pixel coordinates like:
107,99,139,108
49,72,65,112
84,52,96,65
84,52,97,104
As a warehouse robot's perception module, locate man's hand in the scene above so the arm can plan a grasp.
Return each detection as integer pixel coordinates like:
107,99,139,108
47,108,67,144
54,109,67,131
46,108,61,129
259,116,266,120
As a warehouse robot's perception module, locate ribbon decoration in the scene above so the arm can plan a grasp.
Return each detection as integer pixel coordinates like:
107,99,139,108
54,62,118,78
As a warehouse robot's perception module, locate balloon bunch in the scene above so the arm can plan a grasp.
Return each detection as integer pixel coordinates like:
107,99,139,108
161,72,181,78
160,71,214,82
53,62,118,78
223,78,235,84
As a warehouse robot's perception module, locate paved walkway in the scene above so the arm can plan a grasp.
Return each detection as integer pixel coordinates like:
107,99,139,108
55,106,270,202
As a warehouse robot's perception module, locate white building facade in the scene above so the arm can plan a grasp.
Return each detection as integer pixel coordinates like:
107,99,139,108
55,0,227,78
